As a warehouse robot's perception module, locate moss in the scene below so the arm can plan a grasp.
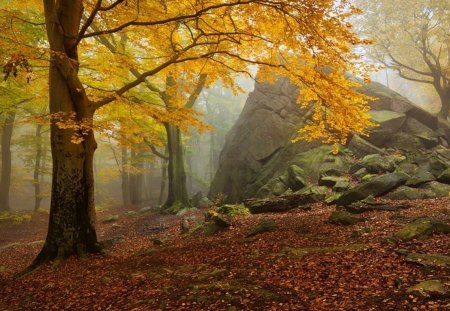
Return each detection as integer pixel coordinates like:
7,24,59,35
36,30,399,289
407,280,447,296
0,211,32,224
164,200,186,214
405,253,450,267
394,218,450,240
217,204,250,217
327,211,365,225
247,219,278,237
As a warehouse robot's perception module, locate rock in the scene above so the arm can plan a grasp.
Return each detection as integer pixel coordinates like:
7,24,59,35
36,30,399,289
244,193,314,214
348,135,386,157
407,280,447,297
319,176,346,187
405,253,450,267
325,192,342,204
287,165,307,191
327,211,365,225
217,204,250,217
421,158,448,177
102,214,119,223
353,168,368,180
247,219,278,237
344,201,410,214
336,172,408,206
206,211,231,228
333,179,351,192
395,162,418,176
359,154,401,174
385,132,424,151
437,168,450,184
369,110,406,132
198,197,213,209
405,169,435,187
296,185,329,202
384,186,436,200
394,218,450,240
421,181,450,196
138,206,152,214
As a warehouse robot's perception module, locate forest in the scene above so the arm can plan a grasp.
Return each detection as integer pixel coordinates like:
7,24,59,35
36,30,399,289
0,0,449,310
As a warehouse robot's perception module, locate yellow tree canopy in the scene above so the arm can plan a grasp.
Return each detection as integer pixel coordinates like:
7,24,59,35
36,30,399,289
2,0,375,145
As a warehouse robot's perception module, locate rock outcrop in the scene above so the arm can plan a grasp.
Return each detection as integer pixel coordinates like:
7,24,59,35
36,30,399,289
210,77,450,204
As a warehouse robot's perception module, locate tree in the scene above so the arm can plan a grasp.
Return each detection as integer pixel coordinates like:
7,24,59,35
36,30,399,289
357,0,450,118
3,0,373,266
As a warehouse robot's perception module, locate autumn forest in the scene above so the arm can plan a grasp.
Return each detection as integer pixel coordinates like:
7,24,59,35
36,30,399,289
0,0,449,310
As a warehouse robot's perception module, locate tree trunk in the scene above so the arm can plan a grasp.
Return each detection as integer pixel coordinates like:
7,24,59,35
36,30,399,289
121,147,131,207
158,148,168,206
164,123,190,209
33,124,43,211
0,111,16,212
33,0,100,266
438,88,450,119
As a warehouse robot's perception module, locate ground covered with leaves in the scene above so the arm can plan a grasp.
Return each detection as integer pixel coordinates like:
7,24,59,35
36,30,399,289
0,198,449,310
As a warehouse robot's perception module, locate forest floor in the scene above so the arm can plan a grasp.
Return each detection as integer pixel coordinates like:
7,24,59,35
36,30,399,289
0,198,449,310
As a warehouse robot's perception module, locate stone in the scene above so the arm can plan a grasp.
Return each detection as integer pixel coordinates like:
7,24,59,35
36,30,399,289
296,185,329,203
286,165,307,191
437,168,450,184
405,169,435,187
421,181,450,196
405,253,450,267
394,218,450,240
369,110,406,132
319,176,346,187
384,186,436,200
348,135,386,157
420,158,448,177
327,211,365,225
336,172,408,206
247,220,278,237
333,179,351,192
281,243,369,259
407,280,447,297
102,215,119,223
217,204,250,217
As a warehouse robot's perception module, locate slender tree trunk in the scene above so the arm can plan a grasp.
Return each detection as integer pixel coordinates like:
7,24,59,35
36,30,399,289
33,0,100,266
158,148,168,206
0,111,16,212
121,147,131,207
164,123,190,209
33,124,43,211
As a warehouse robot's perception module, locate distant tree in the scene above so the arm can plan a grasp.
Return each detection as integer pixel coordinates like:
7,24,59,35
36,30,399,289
357,0,450,118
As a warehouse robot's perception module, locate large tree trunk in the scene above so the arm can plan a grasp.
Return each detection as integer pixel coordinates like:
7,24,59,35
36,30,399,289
33,0,100,266
158,148,168,206
0,111,16,212
164,123,190,209
33,124,43,211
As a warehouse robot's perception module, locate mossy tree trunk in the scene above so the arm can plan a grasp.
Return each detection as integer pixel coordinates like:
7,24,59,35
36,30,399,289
33,0,100,266
164,123,190,209
0,111,16,212
438,87,450,119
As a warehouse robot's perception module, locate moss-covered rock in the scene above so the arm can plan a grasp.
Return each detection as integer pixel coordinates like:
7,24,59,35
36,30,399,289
405,169,435,187
437,167,450,184
217,204,250,217
327,211,365,225
336,172,409,206
405,253,450,267
296,185,329,203
102,214,119,223
384,186,436,200
394,218,450,240
407,280,447,297
247,219,278,237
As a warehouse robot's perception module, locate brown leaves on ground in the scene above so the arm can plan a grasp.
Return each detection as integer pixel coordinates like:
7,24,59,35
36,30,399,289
0,198,449,310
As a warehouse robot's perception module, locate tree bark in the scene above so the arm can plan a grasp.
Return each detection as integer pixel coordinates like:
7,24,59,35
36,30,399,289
33,0,100,266
158,148,168,206
33,124,43,211
121,147,131,207
0,111,16,212
438,88,450,119
164,123,190,209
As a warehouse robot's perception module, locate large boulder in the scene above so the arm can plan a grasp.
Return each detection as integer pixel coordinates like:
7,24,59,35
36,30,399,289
336,172,409,206
210,76,450,203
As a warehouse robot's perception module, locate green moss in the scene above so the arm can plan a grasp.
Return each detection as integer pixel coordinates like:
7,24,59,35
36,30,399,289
407,280,447,296
394,218,450,240
328,211,365,225
0,212,32,224
405,253,450,267
217,204,250,217
247,219,278,237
